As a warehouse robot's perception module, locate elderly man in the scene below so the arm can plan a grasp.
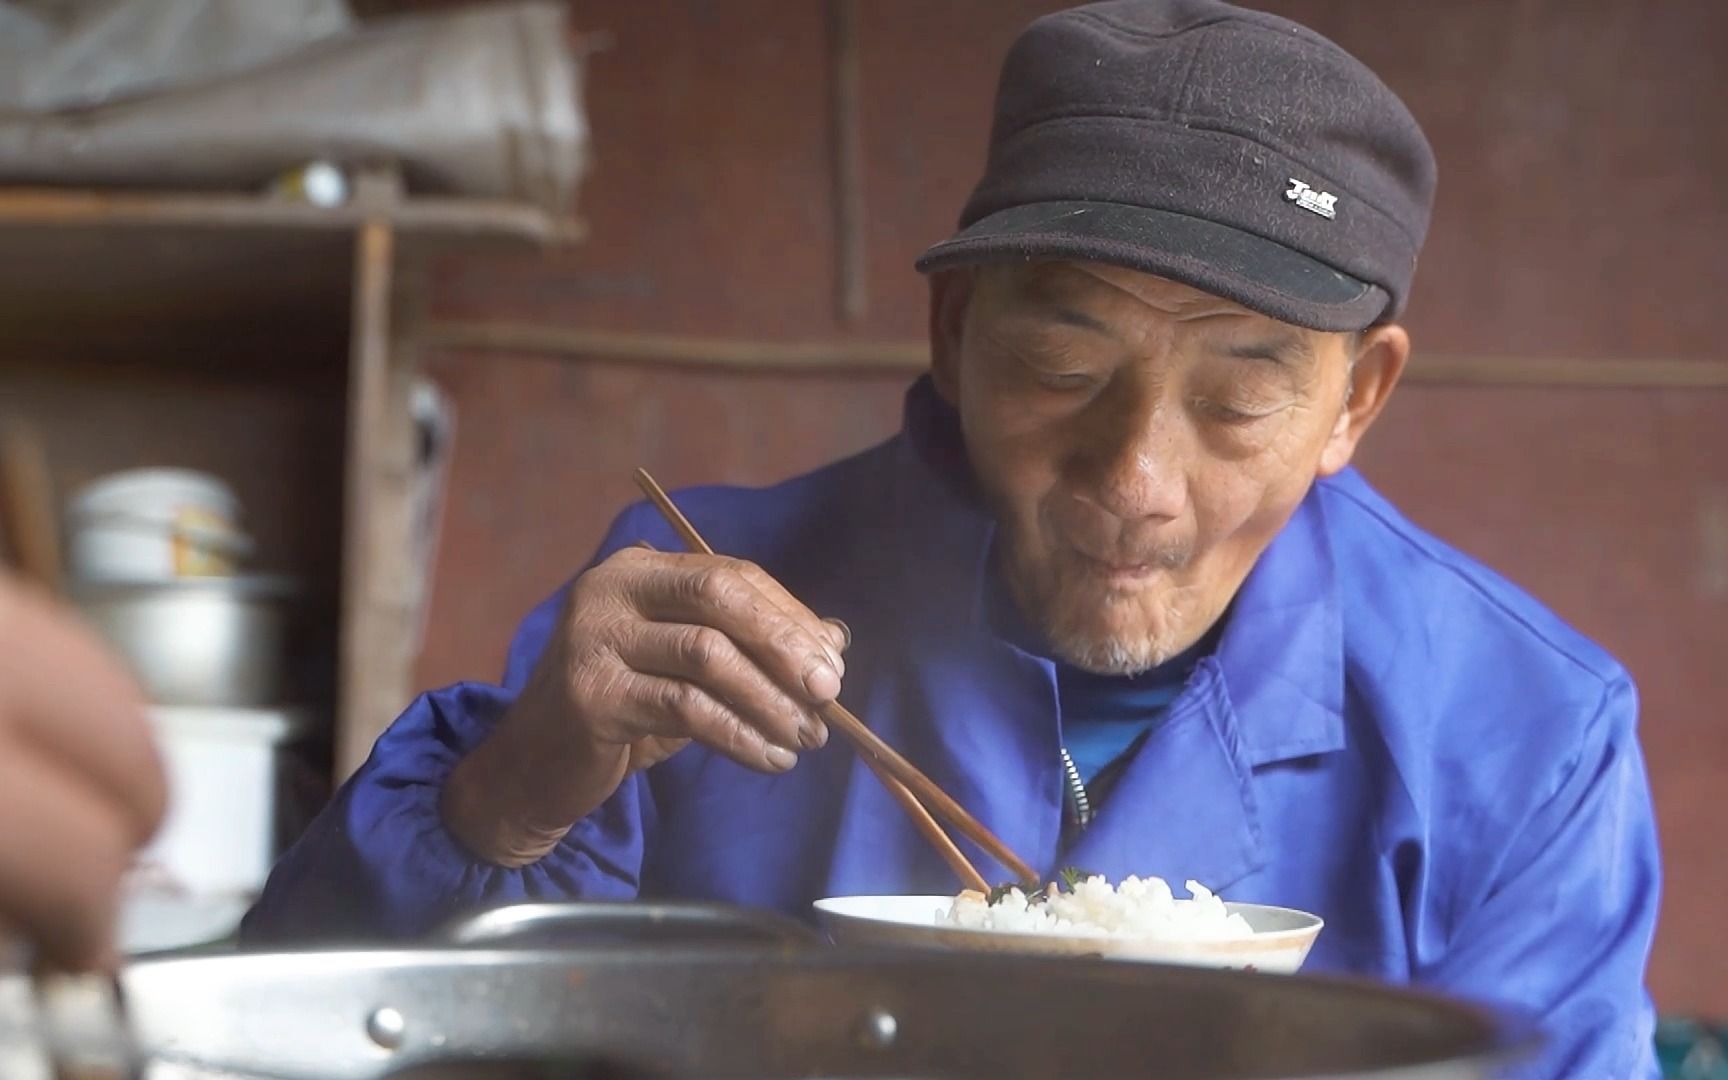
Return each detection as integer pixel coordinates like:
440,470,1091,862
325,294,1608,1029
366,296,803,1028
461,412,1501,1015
247,2,1661,1076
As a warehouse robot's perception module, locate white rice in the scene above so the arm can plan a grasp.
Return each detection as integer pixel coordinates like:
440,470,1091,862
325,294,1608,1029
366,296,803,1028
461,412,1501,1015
944,875,1255,942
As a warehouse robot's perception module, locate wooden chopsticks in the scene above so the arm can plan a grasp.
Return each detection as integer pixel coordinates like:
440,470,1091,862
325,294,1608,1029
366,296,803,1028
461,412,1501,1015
0,421,64,595
865,755,992,893
632,467,1038,891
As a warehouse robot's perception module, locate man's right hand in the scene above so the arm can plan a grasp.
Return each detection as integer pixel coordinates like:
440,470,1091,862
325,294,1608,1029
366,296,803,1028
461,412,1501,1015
441,546,849,867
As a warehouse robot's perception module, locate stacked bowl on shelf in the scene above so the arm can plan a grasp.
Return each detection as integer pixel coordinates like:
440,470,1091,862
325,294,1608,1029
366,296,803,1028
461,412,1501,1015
65,467,308,952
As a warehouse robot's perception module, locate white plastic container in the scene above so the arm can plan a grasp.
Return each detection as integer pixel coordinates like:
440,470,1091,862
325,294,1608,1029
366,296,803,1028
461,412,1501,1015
66,468,253,582
136,705,311,899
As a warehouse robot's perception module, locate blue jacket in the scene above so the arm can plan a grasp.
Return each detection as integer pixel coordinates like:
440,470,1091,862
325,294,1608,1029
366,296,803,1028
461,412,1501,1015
247,378,1661,1079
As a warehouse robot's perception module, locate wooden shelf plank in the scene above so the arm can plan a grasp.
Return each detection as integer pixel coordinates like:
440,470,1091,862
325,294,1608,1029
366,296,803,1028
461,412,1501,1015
0,185,584,245
0,180,581,354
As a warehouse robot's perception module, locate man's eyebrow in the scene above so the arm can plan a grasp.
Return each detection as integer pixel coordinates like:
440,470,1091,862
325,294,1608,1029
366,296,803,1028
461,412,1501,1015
1006,273,1120,338
1223,336,1316,366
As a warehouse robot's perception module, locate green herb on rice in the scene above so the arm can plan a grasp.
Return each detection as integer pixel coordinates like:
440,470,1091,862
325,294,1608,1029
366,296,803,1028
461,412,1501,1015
1057,866,1099,892
986,867,1100,905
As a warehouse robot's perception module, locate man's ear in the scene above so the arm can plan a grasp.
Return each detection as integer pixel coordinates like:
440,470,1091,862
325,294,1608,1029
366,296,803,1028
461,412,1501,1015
1317,323,1410,477
928,269,975,405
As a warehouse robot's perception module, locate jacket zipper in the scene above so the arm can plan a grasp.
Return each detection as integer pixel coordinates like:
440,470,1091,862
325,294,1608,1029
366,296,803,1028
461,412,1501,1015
1060,747,1093,830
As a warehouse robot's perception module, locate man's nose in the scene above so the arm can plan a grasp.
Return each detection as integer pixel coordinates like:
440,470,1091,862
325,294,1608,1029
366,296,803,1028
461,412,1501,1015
1076,383,1187,523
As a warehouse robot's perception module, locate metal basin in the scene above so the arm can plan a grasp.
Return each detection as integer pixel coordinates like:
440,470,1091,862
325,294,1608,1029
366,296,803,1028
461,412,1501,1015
71,575,295,707
0,903,1536,1079
109,947,1530,1079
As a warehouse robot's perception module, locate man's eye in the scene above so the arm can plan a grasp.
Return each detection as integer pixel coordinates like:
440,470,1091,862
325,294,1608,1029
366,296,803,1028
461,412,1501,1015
1192,397,1266,423
1036,370,1095,391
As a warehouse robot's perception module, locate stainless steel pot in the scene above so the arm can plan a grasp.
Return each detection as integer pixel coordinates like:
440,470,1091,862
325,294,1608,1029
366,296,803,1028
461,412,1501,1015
71,576,295,707
0,903,1536,1080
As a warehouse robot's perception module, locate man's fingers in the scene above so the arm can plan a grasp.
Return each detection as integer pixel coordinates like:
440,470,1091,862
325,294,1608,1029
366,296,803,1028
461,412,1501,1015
619,622,826,751
0,582,166,845
0,745,132,971
616,670,799,774
699,566,845,751
727,560,850,658
822,617,852,652
623,554,844,706
624,734,690,773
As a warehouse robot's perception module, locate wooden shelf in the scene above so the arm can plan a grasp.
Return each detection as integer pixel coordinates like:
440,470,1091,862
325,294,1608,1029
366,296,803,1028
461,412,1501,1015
0,183,581,354
0,174,580,779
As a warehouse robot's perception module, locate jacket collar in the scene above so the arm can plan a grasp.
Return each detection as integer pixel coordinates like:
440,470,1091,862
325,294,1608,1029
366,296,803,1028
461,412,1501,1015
892,375,1347,768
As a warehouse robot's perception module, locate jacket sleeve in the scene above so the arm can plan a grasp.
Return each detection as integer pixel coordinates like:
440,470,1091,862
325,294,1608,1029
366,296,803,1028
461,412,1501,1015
241,503,660,945
1429,676,1661,1080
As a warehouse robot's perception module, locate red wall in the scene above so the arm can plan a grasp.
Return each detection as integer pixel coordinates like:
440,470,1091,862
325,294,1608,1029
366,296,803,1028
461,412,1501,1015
414,1,1727,1016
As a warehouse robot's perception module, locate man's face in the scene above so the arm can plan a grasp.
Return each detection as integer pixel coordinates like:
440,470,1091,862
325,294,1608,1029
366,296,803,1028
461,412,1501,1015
933,260,1390,675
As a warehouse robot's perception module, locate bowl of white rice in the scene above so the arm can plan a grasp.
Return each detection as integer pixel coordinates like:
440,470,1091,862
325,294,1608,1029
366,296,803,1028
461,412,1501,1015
814,875,1323,974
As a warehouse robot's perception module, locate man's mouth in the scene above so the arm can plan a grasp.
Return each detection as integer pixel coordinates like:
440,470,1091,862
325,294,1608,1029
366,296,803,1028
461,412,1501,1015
1071,549,1164,582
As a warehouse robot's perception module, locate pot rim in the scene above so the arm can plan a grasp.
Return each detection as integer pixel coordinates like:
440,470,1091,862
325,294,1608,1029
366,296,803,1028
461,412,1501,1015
67,574,299,601
92,944,1542,1079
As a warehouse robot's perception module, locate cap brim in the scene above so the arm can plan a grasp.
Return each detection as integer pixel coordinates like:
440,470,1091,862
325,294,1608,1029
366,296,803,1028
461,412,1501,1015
914,200,1388,332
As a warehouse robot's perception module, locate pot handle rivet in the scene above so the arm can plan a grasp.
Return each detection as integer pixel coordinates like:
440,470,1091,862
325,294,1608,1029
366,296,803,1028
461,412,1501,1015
366,1006,407,1050
856,1007,898,1050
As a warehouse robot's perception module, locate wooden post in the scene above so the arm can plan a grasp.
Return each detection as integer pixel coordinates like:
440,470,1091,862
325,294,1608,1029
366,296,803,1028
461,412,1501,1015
336,170,422,780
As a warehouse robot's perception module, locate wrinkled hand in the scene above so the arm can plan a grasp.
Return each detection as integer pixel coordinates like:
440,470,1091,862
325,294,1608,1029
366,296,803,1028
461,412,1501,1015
542,546,847,772
0,575,166,970
443,547,848,866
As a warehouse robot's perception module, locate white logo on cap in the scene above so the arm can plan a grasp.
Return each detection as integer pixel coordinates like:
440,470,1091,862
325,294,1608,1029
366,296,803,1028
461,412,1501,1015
1285,178,1338,220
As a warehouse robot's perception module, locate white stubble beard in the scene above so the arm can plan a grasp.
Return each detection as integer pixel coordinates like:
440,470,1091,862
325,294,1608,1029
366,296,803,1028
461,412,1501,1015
1010,551,1202,676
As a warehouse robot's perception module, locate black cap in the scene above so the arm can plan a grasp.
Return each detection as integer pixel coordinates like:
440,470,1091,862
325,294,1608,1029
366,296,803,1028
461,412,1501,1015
916,0,1437,331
